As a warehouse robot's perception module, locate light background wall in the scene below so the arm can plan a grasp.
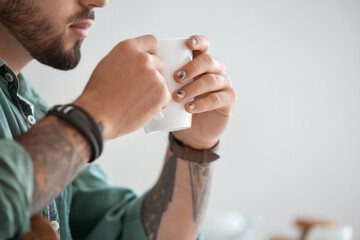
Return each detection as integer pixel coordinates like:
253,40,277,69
23,0,360,238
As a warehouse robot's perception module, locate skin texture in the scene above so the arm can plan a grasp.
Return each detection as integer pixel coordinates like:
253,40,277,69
141,35,235,239
73,35,171,139
16,117,92,214
142,149,213,240
172,35,236,150
0,0,96,70
0,0,237,239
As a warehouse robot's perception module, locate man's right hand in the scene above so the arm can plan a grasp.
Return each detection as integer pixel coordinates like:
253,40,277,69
74,35,170,140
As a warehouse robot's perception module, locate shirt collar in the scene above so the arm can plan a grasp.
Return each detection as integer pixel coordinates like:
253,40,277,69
0,57,6,68
0,57,20,92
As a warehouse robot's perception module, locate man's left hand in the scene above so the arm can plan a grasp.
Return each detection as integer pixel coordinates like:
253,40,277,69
172,35,237,149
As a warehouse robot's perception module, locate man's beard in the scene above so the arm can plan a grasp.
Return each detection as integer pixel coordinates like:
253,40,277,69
0,1,93,70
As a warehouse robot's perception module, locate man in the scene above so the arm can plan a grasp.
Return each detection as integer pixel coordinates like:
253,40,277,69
0,0,237,239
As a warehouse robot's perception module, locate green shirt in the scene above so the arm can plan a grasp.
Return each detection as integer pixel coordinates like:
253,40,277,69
0,58,148,240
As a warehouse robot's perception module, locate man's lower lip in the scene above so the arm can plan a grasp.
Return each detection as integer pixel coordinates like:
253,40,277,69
70,26,89,38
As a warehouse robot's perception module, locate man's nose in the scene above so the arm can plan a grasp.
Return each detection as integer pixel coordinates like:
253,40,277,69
79,0,108,9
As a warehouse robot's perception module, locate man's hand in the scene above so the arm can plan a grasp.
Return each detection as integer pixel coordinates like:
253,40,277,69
172,35,237,149
74,35,170,140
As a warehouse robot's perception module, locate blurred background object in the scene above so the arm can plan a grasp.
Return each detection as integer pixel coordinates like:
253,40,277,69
203,211,264,240
270,217,353,240
307,225,353,240
295,218,338,239
23,0,360,238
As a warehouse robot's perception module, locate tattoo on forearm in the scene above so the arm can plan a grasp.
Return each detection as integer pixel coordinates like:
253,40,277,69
16,118,90,214
142,154,177,240
188,162,211,223
142,151,212,240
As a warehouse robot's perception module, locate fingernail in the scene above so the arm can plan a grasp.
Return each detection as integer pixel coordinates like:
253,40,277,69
177,71,186,80
176,91,185,99
189,38,197,45
189,103,195,110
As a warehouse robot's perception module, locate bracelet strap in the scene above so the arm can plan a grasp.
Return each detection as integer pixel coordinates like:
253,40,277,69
169,133,220,164
46,104,104,162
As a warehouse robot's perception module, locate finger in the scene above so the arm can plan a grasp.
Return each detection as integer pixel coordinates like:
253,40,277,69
173,74,232,103
134,34,159,54
184,88,237,115
153,68,168,90
150,70,171,107
185,35,210,56
174,53,226,83
151,54,165,73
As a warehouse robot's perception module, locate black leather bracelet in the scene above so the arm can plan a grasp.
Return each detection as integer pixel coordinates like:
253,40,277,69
46,104,104,162
169,133,220,164
70,105,104,155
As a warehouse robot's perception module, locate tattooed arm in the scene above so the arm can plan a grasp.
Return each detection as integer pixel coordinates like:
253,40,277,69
16,116,92,214
142,146,213,240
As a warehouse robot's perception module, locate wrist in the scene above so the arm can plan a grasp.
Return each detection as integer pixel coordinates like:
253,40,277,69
172,133,219,150
185,139,219,150
169,133,220,164
72,98,110,140
46,104,104,162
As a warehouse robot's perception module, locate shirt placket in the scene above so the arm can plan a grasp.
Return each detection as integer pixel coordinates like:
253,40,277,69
0,63,61,236
2,68,36,127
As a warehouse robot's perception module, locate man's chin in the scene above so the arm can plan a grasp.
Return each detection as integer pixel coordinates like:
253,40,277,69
34,41,82,70
36,53,81,70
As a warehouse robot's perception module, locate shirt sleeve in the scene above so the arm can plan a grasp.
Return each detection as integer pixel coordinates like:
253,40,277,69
69,164,148,240
0,139,34,239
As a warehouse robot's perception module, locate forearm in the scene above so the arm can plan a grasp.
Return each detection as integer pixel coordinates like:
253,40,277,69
15,116,91,214
142,146,213,240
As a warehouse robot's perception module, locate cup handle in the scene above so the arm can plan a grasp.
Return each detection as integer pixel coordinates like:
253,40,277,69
153,112,164,121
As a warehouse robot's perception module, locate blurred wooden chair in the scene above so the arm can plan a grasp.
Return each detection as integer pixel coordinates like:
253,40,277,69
270,217,338,240
295,218,337,240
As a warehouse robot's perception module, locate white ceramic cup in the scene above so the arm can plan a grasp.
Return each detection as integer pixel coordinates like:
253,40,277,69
306,226,353,240
144,38,193,134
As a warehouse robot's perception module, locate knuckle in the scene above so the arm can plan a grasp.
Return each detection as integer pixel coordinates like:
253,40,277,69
149,74,168,105
208,74,219,85
195,99,205,110
137,52,152,67
223,63,227,73
150,34,160,48
204,54,214,64
189,60,201,74
146,34,157,41
224,75,232,86
219,60,226,72
145,34,155,38
187,82,201,96
142,34,159,51
147,69,160,81
212,93,222,105
165,90,171,103
231,88,238,103
198,35,210,46
159,83,170,100
119,39,135,50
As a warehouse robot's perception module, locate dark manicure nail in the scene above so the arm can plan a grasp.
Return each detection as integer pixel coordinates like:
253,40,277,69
189,38,197,45
176,91,185,98
178,71,186,80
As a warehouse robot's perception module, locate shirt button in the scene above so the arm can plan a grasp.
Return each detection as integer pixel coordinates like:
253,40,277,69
50,220,59,231
5,72,14,82
27,115,36,125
